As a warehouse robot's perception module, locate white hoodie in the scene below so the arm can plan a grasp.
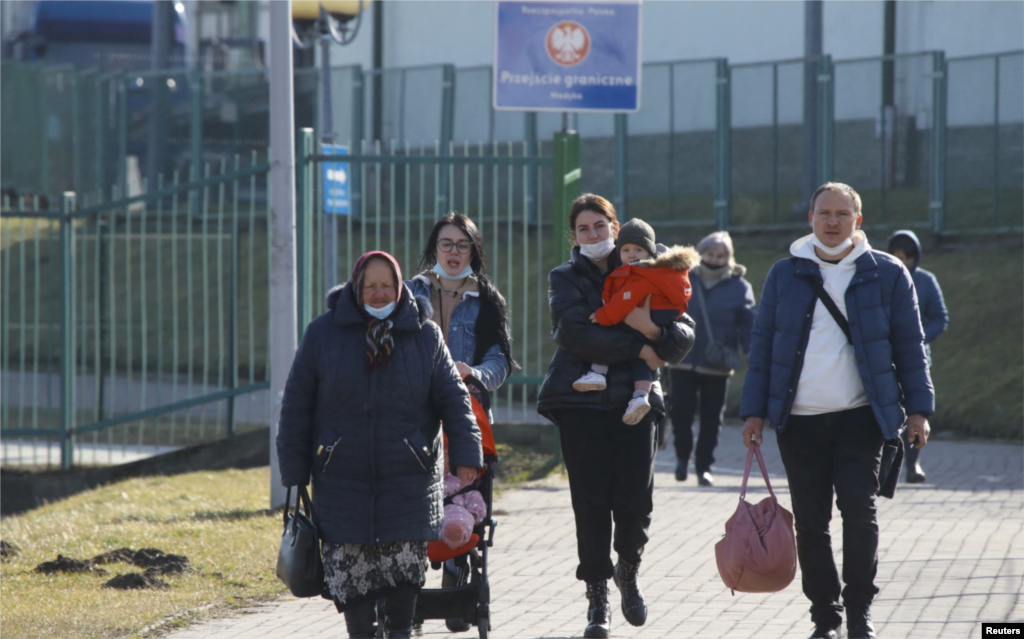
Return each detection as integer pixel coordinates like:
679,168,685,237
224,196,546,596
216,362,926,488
789,231,871,416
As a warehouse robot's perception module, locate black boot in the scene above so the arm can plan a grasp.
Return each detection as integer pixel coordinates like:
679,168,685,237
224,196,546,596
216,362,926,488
343,598,378,639
807,624,838,639
675,460,688,481
847,605,876,639
613,557,647,627
384,587,418,639
583,580,611,639
442,560,471,632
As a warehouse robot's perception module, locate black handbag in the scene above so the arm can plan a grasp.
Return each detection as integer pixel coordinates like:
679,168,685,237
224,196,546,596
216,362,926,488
276,485,325,597
694,279,740,371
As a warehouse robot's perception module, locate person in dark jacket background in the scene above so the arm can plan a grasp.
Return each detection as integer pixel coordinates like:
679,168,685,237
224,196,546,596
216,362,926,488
276,251,483,639
537,194,696,639
668,231,756,487
887,229,948,483
740,183,934,639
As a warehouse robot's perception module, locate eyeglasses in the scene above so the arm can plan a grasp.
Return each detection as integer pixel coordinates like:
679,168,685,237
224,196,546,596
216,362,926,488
437,239,473,254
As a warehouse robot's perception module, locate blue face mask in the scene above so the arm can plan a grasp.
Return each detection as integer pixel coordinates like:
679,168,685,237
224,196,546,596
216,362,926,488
432,262,474,281
364,301,396,320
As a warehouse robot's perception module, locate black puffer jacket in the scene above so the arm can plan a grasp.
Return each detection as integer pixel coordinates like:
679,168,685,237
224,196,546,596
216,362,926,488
276,283,483,546
537,247,697,421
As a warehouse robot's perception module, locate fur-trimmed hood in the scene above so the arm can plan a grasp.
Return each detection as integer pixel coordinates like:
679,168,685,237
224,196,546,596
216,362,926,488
635,245,700,271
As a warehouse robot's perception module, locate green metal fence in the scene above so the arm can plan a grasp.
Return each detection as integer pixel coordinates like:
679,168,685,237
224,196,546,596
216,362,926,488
0,156,272,469
298,129,572,423
4,50,1020,237
945,50,1024,233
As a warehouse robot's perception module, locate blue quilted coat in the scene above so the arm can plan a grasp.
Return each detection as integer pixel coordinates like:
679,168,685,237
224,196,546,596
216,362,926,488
276,283,483,546
739,249,935,440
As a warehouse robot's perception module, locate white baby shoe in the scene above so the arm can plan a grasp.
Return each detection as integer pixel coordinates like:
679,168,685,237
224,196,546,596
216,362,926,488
573,371,608,392
622,395,651,425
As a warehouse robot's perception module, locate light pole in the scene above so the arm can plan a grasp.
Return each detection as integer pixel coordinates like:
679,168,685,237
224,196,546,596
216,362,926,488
268,1,369,508
292,1,368,294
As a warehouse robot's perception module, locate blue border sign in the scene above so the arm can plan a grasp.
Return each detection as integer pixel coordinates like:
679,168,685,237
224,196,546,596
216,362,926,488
321,143,351,215
494,1,642,112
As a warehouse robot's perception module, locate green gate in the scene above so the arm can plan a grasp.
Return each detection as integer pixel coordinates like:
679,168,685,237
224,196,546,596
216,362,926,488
298,128,580,423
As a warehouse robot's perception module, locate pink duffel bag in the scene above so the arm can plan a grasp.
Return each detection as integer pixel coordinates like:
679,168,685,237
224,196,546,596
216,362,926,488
715,443,797,594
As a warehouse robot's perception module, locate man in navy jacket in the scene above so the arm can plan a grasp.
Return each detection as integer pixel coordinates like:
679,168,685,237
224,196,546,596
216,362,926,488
740,183,934,639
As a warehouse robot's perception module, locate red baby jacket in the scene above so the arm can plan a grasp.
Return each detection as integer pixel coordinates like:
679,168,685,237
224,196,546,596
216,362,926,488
593,245,700,326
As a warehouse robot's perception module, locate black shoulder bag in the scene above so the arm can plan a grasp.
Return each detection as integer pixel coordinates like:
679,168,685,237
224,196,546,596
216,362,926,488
694,279,740,372
276,485,325,597
807,277,903,499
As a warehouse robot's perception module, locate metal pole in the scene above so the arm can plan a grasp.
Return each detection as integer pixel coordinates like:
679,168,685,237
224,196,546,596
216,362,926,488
320,36,337,294
60,192,77,470
147,0,173,189
190,65,204,217
930,51,947,234
525,111,537,224
714,58,731,230
372,0,384,143
801,0,822,212
298,128,314,338
269,0,298,509
614,113,628,220
882,0,896,192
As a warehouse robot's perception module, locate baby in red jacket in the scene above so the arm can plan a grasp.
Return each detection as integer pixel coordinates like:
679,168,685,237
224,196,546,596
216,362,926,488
574,218,699,424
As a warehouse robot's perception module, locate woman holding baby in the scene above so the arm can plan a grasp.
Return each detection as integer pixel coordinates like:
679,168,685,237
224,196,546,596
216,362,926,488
536,194,696,639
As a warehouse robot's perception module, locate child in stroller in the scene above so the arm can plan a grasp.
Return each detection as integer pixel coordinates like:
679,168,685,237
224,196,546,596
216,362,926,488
412,375,499,638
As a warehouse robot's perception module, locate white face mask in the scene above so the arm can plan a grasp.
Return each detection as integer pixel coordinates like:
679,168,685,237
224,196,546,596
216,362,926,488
811,234,854,257
364,301,396,319
432,262,474,281
578,236,616,261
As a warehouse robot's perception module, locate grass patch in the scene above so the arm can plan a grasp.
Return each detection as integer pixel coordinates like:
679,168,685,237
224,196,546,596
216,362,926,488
492,442,561,484
0,467,285,639
0,450,564,639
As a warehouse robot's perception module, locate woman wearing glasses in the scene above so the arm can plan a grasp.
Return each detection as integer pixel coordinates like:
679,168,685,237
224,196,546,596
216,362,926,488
408,213,516,396
407,213,516,634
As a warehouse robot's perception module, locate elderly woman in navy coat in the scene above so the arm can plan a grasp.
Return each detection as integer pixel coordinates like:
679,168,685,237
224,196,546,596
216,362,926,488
277,251,483,639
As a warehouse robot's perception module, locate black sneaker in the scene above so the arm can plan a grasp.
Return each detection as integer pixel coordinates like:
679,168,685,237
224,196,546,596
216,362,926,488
698,471,713,487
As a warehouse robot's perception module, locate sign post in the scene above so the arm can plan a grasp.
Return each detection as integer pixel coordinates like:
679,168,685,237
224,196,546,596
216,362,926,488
494,0,641,220
321,143,350,288
494,1,642,113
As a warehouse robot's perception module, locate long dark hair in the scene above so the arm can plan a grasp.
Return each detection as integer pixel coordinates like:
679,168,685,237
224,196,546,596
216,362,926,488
419,213,518,370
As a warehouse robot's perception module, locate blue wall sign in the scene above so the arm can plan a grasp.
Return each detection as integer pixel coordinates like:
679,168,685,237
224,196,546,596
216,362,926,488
494,1,642,112
321,143,351,215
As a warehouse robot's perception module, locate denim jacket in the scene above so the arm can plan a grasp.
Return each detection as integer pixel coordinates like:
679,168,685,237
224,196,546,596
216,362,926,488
407,274,510,392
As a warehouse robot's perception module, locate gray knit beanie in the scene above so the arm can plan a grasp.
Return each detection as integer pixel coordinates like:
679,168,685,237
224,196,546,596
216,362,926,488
616,218,657,258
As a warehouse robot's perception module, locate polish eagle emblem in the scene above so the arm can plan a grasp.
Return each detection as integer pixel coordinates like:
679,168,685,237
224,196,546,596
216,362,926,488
546,21,590,66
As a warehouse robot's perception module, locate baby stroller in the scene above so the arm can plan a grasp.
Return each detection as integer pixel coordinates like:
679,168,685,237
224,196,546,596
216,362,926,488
413,374,499,638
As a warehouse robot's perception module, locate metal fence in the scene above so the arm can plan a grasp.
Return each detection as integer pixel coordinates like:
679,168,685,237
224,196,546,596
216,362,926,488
297,129,561,424
4,50,1020,235
0,156,272,469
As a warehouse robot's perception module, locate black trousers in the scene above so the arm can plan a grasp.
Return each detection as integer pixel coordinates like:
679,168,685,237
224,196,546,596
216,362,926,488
777,406,884,629
554,408,656,582
669,369,729,474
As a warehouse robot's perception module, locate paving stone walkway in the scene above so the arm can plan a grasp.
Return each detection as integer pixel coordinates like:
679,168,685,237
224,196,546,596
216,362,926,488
169,424,1024,639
